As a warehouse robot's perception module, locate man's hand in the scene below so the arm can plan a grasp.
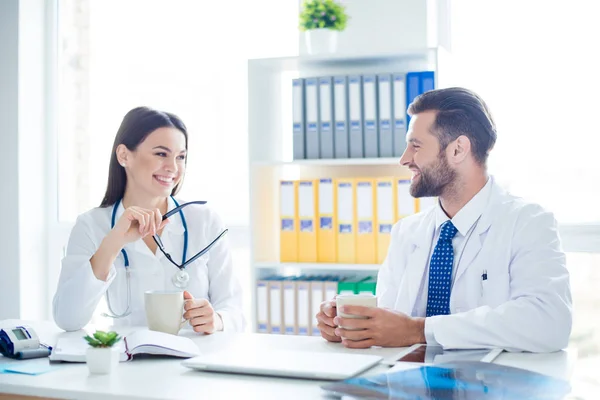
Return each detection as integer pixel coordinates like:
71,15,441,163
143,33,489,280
333,305,426,348
316,299,341,342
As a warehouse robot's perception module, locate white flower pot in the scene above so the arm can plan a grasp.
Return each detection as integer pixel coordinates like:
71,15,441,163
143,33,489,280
305,29,338,55
86,347,119,374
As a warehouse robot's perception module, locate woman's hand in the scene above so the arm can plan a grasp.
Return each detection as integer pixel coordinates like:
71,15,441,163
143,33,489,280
108,206,169,246
183,291,223,334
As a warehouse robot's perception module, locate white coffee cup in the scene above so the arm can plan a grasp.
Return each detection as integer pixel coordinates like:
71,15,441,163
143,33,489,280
144,290,187,335
336,293,377,330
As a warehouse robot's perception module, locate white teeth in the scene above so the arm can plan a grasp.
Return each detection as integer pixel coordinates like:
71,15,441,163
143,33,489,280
155,176,173,183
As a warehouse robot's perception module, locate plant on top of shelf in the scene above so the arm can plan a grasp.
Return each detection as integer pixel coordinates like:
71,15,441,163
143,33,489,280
299,0,349,55
299,0,348,32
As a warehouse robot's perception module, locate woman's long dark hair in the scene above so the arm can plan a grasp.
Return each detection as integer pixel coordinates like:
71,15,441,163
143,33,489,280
100,106,188,207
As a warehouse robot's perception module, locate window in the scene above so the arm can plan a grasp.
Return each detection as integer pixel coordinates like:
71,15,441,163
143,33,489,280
55,0,299,326
450,0,600,224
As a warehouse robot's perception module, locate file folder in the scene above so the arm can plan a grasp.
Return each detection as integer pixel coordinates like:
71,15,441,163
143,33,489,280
256,278,270,333
317,178,337,263
376,178,396,264
357,277,377,296
269,278,284,334
336,179,356,264
396,178,417,219
362,74,378,158
356,178,376,264
337,277,366,295
318,76,335,159
305,77,320,159
298,180,318,262
296,279,311,335
420,71,435,93
333,76,349,158
292,78,306,160
280,180,298,262
348,75,364,158
392,73,407,157
324,278,339,302
311,279,325,335
405,72,421,127
378,74,393,157
283,278,297,335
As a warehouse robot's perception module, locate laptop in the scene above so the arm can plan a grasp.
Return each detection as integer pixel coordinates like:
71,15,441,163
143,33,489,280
181,349,382,380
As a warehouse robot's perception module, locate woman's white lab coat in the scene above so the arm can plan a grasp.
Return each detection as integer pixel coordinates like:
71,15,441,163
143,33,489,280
52,197,244,332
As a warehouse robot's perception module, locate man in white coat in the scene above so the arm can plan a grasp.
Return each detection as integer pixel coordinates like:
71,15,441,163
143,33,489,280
316,87,572,352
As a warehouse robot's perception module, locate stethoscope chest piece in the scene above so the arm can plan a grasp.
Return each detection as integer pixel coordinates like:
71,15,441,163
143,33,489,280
172,269,190,289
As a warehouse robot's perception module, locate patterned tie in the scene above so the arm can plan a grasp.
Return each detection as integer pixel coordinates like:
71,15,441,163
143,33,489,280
426,220,458,317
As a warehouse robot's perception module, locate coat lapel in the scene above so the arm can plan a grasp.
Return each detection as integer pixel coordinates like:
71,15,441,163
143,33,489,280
401,214,437,313
453,182,503,284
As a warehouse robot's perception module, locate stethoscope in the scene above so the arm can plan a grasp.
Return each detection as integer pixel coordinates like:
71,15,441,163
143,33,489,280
103,196,228,319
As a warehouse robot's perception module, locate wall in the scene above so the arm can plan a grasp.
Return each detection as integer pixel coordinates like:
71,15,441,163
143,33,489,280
0,0,22,319
298,0,451,55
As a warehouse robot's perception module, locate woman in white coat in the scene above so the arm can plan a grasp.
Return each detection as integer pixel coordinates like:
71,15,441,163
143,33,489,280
53,106,244,333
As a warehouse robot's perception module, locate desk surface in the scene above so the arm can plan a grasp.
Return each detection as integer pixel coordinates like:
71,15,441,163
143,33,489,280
0,320,577,400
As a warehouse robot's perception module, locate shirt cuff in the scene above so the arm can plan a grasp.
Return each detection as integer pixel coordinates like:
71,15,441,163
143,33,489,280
424,317,439,345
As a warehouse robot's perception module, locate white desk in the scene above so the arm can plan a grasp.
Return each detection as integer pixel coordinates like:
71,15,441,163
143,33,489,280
0,320,576,400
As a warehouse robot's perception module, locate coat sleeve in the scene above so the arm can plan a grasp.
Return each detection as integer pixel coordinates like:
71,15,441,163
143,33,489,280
204,209,245,333
425,205,572,352
52,215,117,332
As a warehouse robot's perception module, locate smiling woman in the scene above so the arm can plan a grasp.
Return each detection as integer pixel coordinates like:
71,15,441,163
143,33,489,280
52,106,245,334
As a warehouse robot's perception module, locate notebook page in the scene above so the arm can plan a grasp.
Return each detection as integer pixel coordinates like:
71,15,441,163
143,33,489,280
125,330,200,358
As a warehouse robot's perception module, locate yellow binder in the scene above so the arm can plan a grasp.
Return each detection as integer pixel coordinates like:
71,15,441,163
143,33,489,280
376,177,396,264
317,178,336,263
396,178,418,220
280,180,298,262
297,180,318,262
336,178,356,264
356,178,377,264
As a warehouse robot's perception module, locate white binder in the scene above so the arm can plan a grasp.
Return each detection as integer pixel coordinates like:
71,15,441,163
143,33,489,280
318,76,334,159
305,77,320,159
377,74,393,157
333,76,349,158
292,79,306,159
362,74,378,158
348,75,364,158
392,74,407,157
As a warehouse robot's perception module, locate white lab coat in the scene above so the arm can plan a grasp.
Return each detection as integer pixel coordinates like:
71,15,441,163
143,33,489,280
376,178,572,352
52,197,244,333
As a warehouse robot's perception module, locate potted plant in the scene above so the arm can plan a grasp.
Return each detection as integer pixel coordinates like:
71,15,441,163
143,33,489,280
84,330,121,374
299,0,348,54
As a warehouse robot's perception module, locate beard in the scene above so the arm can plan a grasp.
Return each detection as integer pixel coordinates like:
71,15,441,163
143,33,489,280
409,150,456,198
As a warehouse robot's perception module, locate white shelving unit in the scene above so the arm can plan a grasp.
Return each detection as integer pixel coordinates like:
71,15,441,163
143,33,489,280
247,48,448,332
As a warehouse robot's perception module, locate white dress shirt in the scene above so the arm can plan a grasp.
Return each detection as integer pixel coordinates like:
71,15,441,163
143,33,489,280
52,197,244,332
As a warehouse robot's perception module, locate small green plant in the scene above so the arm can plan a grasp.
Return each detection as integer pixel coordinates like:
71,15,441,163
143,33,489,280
84,330,121,348
299,0,349,32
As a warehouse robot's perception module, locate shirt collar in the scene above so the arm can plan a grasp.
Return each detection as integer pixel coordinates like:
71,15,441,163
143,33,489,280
434,176,494,237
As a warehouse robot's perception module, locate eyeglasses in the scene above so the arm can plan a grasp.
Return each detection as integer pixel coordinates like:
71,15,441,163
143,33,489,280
151,200,229,271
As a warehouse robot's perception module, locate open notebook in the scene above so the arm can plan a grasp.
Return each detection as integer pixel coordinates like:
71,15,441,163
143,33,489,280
49,329,200,362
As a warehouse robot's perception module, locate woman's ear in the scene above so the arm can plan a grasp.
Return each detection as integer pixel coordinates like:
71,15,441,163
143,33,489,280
116,144,129,167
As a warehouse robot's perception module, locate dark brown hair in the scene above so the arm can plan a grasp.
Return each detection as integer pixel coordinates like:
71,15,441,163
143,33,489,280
100,106,188,207
407,87,497,164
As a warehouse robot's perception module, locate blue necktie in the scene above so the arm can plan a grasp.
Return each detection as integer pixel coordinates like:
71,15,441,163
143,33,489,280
426,220,458,317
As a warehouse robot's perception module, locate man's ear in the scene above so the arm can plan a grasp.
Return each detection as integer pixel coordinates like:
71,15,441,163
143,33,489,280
451,135,471,163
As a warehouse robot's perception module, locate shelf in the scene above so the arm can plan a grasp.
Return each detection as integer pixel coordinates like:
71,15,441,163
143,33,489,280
254,262,381,272
249,48,438,72
251,157,401,167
